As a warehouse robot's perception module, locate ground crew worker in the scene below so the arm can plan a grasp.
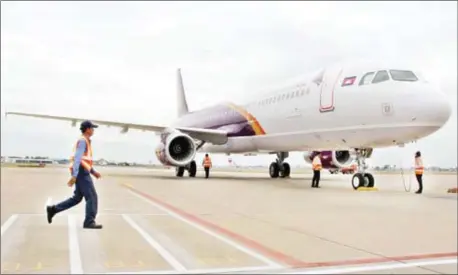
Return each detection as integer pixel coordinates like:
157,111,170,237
311,152,322,188
46,120,103,229
414,151,424,194
202,153,212,178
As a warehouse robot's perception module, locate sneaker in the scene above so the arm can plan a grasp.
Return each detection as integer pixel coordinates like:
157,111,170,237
83,222,103,229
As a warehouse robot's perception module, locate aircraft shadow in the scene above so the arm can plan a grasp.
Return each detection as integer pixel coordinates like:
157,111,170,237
107,171,344,191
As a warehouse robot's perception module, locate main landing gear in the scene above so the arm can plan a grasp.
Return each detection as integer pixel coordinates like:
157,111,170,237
175,160,197,178
269,152,291,178
351,148,375,189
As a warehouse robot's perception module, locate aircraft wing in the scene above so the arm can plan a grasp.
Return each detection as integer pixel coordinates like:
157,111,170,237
5,112,228,145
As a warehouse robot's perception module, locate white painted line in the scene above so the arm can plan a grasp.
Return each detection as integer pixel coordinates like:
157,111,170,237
102,265,281,274
68,214,84,274
1,214,18,237
15,213,170,217
128,190,282,269
122,214,187,271
281,258,458,274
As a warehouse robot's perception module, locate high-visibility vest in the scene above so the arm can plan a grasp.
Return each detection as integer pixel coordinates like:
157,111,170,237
203,157,212,168
312,155,322,171
69,136,93,174
414,157,424,175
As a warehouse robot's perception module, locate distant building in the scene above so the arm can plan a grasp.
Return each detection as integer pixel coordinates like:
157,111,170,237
11,158,56,164
95,158,109,166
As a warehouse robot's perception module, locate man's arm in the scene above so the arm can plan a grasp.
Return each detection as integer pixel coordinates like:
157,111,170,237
72,140,86,178
90,167,97,175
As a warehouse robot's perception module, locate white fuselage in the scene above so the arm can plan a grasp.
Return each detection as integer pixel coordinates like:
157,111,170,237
199,63,452,154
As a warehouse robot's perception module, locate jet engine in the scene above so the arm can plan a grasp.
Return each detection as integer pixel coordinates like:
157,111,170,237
155,129,197,167
303,150,356,169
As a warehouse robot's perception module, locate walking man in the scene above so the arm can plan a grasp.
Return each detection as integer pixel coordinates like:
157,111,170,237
46,120,103,229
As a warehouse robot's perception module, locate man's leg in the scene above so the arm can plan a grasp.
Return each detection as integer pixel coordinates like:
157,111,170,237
47,184,83,224
311,171,317,187
205,167,209,178
416,174,423,193
79,174,101,229
315,171,321,188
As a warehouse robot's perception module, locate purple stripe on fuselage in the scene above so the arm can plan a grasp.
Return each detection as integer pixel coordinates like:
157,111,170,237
173,103,255,137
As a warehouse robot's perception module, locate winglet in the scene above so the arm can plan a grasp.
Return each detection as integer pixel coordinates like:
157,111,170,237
176,68,189,117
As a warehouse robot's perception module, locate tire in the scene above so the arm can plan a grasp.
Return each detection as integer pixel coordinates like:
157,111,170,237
188,161,196,177
176,166,185,177
351,173,364,189
363,173,375,188
280,162,291,178
269,162,279,178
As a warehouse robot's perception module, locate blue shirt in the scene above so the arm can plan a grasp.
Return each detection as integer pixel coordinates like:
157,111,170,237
72,138,95,177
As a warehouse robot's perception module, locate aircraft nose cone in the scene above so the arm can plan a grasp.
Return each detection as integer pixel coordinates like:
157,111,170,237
411,87,452,127
434,92,453,125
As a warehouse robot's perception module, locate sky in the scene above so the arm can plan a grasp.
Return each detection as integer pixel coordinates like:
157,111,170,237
1,1,457,168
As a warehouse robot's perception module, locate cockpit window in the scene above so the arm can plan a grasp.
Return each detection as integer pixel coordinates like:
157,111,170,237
389,70,418,82
372,70,390,84
359,72,375,85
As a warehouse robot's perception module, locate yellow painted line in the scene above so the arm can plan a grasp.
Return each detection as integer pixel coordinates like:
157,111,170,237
120,183,132,188
356,187,379,191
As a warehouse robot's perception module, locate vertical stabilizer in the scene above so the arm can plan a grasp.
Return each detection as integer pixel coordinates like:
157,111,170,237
176,68,189,117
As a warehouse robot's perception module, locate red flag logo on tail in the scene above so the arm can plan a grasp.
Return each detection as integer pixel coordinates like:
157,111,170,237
342,76,356,87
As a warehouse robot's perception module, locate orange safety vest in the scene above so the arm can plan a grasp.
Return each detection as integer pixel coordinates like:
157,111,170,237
415,156,424,175
312,155,322,171
69,136,93,174
202,157,212,168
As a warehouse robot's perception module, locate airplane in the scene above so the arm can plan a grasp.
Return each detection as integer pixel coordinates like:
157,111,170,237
5,61,452,190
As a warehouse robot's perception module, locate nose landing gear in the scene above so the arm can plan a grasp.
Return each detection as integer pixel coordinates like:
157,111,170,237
351,148,375,189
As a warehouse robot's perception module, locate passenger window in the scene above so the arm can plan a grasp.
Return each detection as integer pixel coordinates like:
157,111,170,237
372,70,390,84
359,72,375,85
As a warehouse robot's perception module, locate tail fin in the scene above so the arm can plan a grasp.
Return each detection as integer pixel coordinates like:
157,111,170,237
176,68,189,117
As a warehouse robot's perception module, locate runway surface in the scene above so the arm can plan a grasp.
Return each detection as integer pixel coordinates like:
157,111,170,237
1,166,457,274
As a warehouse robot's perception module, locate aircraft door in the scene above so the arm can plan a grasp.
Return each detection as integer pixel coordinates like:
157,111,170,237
319,66,343,113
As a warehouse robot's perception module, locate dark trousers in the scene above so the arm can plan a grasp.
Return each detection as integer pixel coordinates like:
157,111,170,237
312,170,321,187
54,170,98,226
204,167,210,178
416,174,423,193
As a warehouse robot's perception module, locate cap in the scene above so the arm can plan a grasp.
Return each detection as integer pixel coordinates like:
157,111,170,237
80,120,99,131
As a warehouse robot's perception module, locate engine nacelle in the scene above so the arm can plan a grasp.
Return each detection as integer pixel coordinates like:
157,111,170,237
155,128,196,167
303,150,356,169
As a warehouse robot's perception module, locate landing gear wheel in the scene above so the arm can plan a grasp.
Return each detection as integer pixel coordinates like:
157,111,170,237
176,166,185,177
269,162,279,178
363,173,375,187
188,161,196,177
351,173,364,189
279,163,290,178
351,173,375,189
